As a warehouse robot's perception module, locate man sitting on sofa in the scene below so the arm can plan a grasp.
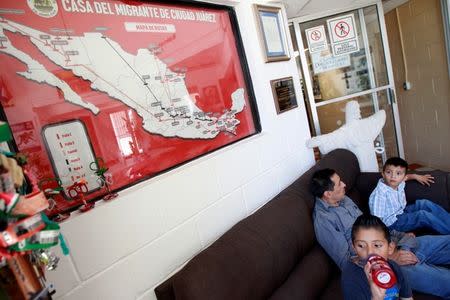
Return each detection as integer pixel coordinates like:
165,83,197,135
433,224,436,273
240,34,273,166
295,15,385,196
311,168,450,298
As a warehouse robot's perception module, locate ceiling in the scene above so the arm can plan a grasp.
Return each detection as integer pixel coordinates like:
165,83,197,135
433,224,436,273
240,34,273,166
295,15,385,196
273,0,409,19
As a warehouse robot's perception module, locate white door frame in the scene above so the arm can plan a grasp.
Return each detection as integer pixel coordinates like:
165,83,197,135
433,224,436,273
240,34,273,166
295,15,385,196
290,1,404,158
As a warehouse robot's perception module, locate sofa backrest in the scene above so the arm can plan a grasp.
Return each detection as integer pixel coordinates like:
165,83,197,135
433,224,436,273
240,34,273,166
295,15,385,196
154,149,361,300
286,149,361,211
356,170,450,212
155,187,315,300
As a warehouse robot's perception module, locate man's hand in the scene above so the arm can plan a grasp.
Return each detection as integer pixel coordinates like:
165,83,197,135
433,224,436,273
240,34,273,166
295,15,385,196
405,173,434,186
389,249,418,265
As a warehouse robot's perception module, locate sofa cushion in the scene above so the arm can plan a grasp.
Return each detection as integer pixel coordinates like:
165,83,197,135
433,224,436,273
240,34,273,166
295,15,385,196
287,149,360,211
355,172,381,205
165,187,315,300
347,188,368,213
315,149,360,192
268,245,337,300
405,171,450,211
285,175,316,211
171,223,275,300
356,170,450,212
319,275,343,300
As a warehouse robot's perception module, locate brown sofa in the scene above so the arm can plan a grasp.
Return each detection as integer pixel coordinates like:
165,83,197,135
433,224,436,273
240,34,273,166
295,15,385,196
155,149,449,299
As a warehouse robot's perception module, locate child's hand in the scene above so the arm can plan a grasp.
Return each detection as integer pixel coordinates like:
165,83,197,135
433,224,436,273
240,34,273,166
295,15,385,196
364,261,386,300
406,174,435,186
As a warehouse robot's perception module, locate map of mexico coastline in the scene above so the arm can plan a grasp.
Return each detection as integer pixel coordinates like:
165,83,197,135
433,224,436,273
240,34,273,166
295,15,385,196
0,14,245,139
0,0,258,215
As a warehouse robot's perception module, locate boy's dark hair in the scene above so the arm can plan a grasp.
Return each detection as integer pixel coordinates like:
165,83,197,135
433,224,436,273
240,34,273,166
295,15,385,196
383,157,408,172
310,168,336,198
351,214,391,243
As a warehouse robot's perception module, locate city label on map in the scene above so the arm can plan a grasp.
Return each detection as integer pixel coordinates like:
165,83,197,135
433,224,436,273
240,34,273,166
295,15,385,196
0,18,245,139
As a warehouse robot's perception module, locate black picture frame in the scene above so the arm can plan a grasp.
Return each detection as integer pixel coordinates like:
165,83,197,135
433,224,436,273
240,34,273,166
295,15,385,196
0,0,262,215
270,77,298,114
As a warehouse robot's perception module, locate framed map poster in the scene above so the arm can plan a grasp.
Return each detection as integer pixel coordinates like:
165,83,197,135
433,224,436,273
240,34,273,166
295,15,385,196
0,0,260,216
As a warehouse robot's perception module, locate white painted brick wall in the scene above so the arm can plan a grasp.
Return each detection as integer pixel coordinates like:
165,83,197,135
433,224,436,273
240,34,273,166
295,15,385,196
45,1,316,299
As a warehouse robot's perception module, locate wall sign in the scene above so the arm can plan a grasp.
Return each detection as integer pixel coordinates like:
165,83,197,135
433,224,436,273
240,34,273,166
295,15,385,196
327,14,360,56
43,120,100,197
0,0,260,215
270,77,298,114
305,25,328,53
311,52,351,74
254,5,290,62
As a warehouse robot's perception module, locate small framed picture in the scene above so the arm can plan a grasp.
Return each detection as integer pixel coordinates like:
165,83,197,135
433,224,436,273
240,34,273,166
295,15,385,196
270,77,298,114
254,5,290,62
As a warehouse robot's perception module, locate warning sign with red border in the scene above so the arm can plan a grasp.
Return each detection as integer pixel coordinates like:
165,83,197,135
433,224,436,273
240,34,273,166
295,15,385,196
305,25,327,53
327,14,359,56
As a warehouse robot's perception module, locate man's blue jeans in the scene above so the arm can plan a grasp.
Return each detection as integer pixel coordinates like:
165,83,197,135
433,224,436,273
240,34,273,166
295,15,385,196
389,199,450,234
400,234,450,298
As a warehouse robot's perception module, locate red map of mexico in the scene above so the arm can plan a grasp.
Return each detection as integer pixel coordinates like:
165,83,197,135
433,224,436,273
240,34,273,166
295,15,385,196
0,0,257,214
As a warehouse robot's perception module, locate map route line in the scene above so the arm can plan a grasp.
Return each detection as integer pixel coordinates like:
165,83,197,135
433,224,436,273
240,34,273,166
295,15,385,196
0,17,246,139
0,24,146,115
101,35,200,125
78,65,210,126
156,58,173,104
3,20,87,82
3,22,182,123
102,36,160,102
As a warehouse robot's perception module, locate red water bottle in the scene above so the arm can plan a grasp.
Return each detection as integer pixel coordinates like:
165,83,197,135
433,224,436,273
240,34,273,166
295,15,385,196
367,255,397,289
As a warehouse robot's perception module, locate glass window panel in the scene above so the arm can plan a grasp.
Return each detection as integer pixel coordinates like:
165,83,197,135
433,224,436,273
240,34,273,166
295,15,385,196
299,6,389,102
316,90,398,170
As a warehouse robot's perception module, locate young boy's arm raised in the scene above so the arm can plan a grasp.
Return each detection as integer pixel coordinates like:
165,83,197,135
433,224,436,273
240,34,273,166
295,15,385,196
405,173,434,186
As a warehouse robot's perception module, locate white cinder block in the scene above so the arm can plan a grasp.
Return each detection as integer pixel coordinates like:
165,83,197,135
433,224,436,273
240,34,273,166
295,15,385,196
286,110,312,152
159,159,220,230
61,267,134,300
276,152,308,191
258,133,285,171
124,220,202,296
136,289,158,300
61,189,166,279
60,221,201,300
196,189,247,247
243,169,280,214
45,246,80,298
216,139,262,196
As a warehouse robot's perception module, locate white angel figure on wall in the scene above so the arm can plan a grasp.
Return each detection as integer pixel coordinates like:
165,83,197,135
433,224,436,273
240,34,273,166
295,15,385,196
306,100,386,172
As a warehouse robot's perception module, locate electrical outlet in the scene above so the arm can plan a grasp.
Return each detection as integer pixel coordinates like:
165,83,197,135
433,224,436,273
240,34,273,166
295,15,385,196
403,82,412,90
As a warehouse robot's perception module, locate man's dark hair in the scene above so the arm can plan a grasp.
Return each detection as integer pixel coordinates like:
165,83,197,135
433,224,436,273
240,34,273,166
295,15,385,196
383,157,408,172
310,168,336,198
351,214,391,243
